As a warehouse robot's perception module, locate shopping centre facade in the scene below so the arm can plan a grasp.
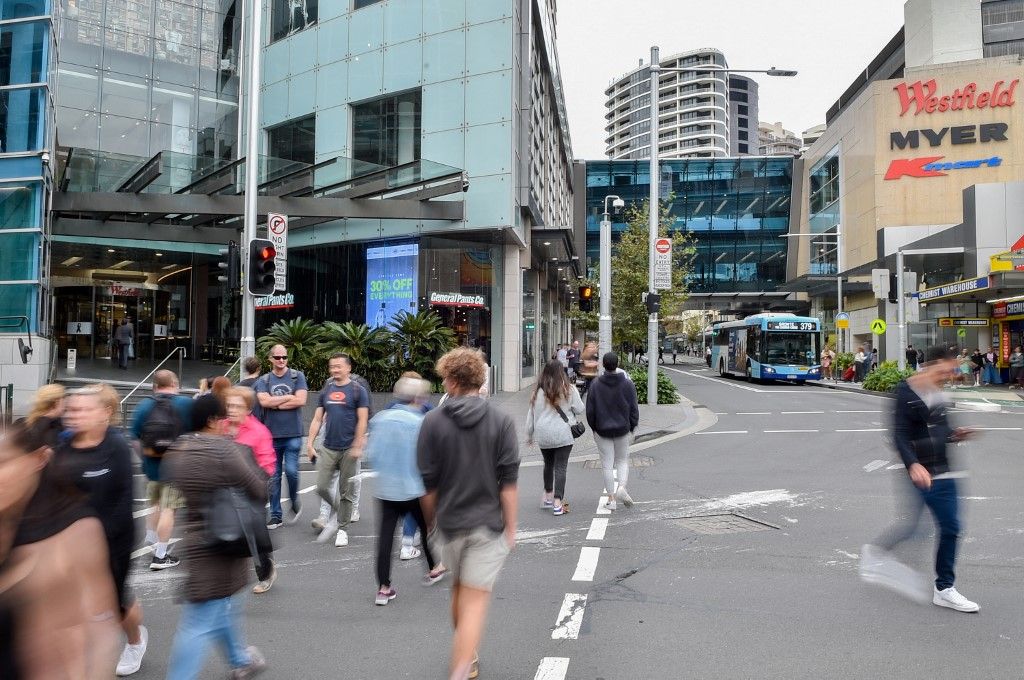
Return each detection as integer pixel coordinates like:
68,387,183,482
0,0,579,412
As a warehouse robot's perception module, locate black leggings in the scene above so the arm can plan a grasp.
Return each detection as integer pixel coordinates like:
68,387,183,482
376,498,436,587
542,445,573,500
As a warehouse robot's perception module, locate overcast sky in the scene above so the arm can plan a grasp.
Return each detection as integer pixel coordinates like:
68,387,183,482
557,0,906,158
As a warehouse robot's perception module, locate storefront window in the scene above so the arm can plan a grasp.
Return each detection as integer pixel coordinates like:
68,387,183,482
522,270,536,379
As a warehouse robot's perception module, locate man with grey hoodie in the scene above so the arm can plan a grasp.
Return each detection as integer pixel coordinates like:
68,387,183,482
418,347,519,680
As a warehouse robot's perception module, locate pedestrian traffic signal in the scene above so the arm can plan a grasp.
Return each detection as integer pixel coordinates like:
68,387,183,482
644,291,661,314
248,238,277,295
579,285,593,312
887,272,898,304
218,240,241,293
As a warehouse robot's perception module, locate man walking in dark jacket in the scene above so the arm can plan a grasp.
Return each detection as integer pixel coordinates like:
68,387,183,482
860,346,978,612
586,352,640,511
418,348,519,680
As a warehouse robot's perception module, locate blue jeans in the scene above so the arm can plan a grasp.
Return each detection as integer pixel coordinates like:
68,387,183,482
878,477,960,590
166,594,251,680
403,512,417,539
983,364,1001,384
269,437,301,521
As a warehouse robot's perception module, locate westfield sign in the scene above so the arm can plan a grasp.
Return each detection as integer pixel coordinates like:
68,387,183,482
894,78,1019,116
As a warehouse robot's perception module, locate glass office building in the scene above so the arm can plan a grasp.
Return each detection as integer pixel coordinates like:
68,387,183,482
582,158,795,310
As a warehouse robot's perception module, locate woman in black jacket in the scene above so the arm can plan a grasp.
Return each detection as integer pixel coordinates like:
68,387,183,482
585,352,640,511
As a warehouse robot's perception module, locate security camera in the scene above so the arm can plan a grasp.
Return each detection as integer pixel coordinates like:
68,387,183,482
613,197,625,209
462,176,470,192
41,151,50,166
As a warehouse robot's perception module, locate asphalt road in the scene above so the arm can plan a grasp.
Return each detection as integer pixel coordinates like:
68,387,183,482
122,368,1024,679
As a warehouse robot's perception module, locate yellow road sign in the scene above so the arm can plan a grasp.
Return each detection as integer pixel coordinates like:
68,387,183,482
870,319,887,335
837,319,849,329
957,328,967,337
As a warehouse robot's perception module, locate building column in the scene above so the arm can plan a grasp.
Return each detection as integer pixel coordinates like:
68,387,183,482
500,244,524,392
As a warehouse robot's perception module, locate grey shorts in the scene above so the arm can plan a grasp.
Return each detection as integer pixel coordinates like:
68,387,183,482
437,527,510,591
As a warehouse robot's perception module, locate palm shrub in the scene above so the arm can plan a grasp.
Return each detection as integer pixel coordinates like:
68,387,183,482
320,321,398,391
863,360,914,393
390,310,456,383
255,317,328,387
626,367,680,405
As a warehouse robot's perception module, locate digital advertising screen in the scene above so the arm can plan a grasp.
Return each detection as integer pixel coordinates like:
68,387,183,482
365,242,419,329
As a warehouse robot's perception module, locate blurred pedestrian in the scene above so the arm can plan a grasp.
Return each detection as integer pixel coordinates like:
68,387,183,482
163,395,269,680
586,352,639,512
23,383,65,447
115,319,133,370
386,371,433,560
821,346,835,381
418,348,519,680
854,346,867,382
256,344,309,529
860,346,979,613
225,387,278,594
905,344,918,371
306,353,369,548
367,377,446,606
0,421,121,680
526,359,585,516
59,384,149,675
1009,346,1024,390
131,369,192,571
237,357,264,420
982,347,1000,385
566,340,581,378
970,349,983,386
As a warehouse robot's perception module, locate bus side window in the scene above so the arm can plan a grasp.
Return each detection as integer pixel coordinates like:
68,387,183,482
749,327,761,360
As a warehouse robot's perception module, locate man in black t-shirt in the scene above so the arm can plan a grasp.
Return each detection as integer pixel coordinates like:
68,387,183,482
306,353,369,547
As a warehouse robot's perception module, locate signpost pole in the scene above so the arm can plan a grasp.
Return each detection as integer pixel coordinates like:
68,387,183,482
647,45,660,406
240,0,264,363
897,248,907,370
599,217,612,368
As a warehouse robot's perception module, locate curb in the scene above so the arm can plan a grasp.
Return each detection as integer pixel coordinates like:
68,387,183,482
808,381,894,399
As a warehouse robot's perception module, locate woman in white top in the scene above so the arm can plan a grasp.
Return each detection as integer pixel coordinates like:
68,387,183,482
526,360,585,515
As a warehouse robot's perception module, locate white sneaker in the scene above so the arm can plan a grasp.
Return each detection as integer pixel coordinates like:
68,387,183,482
116,625,148,676
859,544,931,604
400,546,421,561
605,498,617,511
351,508,360,523
615,487,634,507
933,586,979,613
335,529,349,547
316,519,339,544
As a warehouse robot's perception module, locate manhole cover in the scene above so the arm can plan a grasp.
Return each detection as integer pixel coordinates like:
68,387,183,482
583,454,655,469
669,512,779,535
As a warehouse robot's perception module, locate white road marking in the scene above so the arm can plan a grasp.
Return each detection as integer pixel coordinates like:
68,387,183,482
763,429,818,433
596,498,611,515
133,507,156,519
837,410,882,413
552,593,587,640
586,518,608,541
863,460,890,472
571,546,601,582
971,427,1023,431
736,412,771,415
534,658,570,680
130,537,181,560
695,430,749,435
836,428,886,432
781,411,824,414
886,464,904,470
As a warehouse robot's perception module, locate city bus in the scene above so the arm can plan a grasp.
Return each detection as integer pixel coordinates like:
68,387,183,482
710,313,822,383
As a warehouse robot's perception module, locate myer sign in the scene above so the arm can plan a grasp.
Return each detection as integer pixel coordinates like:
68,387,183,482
429,292,485,308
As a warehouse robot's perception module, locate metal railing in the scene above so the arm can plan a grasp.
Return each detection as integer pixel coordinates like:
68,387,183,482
0,382,13,431
222,356,242,383
119,346,186,423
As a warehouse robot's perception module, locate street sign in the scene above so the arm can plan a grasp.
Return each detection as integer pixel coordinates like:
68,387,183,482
938,317,989,327
67,348,77,371
654,237,672,290
957,328,967,337
268,213,288,292
835,311,850,329
870,318,887,335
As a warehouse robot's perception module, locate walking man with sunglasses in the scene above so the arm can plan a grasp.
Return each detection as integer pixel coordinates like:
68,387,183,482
256,344,309,529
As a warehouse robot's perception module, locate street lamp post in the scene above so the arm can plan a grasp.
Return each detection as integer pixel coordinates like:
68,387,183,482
240,0,264,362
645,45,796,404
600,195,624,370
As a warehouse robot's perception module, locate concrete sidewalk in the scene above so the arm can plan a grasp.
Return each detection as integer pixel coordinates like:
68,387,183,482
810,377,1024,411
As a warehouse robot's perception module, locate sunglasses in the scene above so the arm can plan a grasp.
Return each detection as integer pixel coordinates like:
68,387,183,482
272,356,288,360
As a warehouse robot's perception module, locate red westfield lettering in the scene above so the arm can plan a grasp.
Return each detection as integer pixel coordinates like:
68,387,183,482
893,79,1019,116
884,156,945,180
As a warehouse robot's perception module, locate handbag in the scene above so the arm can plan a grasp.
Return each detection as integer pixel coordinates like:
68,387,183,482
203,486,273,566
555,404,585,439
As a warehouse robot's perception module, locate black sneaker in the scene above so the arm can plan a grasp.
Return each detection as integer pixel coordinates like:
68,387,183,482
150,554,180,570
266,518,283,530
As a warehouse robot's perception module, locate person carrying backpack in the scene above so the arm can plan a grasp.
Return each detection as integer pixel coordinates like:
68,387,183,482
131,369,193,571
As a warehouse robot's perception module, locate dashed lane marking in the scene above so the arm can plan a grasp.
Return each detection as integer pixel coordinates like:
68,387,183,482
695,430,749,435
863,460,890,472
971,427,1023,431
586,518,608,541
836,428,886,432
552,593,587,640
595,498,611,515
886,464,904,470
781,411,824,414
736,412,771,415
837,410,882,413
571,547,601,582
763,429,819,433
534,658,570,680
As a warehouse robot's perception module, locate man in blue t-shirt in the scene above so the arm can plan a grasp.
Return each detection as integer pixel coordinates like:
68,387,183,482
130,369,193,570
256,344,309,528
306,352,369,547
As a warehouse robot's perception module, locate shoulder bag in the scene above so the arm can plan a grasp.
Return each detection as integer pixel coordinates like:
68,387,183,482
555,403,585,439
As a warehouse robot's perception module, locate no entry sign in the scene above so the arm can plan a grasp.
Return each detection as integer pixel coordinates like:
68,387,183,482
654,237,672,290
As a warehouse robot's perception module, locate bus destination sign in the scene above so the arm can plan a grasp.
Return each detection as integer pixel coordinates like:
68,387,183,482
767,321,816,331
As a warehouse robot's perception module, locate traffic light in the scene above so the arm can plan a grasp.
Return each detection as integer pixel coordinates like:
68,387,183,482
644,291,661,315
579,285,594,312
218,240,241,293
887,272,898,304
248,238,277,295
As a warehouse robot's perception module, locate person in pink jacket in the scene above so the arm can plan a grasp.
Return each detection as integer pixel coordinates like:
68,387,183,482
224,386,277,593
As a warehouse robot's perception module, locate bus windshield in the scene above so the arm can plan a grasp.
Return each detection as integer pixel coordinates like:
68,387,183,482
763,331,819,366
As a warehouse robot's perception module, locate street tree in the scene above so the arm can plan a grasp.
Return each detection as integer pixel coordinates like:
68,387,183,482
610,199,695,350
